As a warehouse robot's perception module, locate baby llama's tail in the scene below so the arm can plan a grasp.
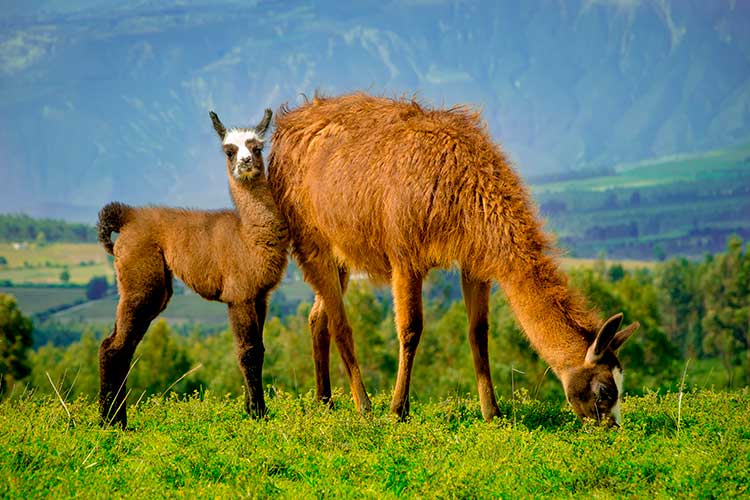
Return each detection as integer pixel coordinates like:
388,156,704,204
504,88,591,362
97,202,132,255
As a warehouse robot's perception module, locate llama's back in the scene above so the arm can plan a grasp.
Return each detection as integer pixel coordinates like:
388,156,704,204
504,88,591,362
269,93,551,282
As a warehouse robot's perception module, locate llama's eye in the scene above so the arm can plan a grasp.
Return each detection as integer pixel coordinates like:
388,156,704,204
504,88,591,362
226,150,234,158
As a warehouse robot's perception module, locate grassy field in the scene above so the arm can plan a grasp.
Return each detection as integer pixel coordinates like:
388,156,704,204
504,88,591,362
533,142,750,194
49,293,230,325
0,242,113,285
530,143,750,259
1,245,647,324
1,390,747,498
0,287,86,316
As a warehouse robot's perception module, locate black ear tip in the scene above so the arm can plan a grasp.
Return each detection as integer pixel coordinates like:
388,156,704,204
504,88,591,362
610,312,624,326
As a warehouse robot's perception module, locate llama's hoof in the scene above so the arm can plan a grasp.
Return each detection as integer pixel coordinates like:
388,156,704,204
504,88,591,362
246,403,267,420
481,405,502,422
318,395,335,410
391,401,410,422
100,415,127,429
358,396,373,415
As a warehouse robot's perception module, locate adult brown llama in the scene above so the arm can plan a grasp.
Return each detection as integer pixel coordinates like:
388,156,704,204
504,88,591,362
268,93,639,425
97,110,289,428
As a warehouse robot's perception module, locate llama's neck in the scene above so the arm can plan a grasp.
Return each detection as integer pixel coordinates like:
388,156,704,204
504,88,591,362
228,176,284,234
499,255,598,375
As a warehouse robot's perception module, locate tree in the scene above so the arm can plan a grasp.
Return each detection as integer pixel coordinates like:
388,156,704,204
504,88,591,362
0,294,33,395
29,326,102,399
130,319,197,397
35,231,47,247
656,257,704,358
607,263,626,283
59,268,71,284
701,236,750,386
0,256,7,266
86,276,109,300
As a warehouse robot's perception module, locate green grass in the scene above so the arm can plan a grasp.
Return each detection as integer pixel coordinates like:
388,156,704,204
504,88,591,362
1,390,747,498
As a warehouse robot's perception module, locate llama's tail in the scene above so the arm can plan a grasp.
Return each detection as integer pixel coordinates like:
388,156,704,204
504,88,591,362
97,202,132,255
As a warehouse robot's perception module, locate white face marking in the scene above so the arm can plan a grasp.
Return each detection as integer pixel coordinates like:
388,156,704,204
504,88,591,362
223,129,262,163
612,367,624,425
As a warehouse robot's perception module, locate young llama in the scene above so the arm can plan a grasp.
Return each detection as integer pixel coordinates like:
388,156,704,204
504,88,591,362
97,110,288,428
268,93,639,425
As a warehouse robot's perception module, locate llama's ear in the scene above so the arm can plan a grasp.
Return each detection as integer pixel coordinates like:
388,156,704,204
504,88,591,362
609,321,639,353
209,111,226,140
255,108,273,137
585,313,623,364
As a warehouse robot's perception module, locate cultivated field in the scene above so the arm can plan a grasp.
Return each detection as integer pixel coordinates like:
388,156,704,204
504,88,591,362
0,287,86,316
532,143,750,259
0,243,113,285
1,390,747,498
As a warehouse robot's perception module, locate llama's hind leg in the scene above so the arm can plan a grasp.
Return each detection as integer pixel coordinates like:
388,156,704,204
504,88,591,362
301,256,370,414
308,266,349,405
391,267,424,420
99,287,171,428
308,296,332,403
461,270,501,421
228,301,266,418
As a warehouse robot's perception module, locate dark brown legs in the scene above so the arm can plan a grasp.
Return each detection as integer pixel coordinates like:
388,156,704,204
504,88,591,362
99,272,172,428
302,256,371,414
308,267,348,405
391,268,424,420
461,270,501,421
308,298,332,404
228,297,267,418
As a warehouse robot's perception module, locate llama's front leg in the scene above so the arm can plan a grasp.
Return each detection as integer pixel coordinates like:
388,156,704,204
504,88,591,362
461,270,501,421
301,256,371,414
391,267,424,420
228,301,266,418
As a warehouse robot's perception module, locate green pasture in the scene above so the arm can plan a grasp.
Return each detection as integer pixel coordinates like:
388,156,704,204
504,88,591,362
0,243,106,268
0,243,113,285
48,293,229,326
1,390,747,498
0,287,86,316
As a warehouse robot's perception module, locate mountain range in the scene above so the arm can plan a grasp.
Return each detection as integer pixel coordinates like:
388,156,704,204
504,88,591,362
1,0,748,222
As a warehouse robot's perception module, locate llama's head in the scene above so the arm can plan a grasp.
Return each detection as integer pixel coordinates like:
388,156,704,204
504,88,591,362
562,313,639,426
209,109,273,181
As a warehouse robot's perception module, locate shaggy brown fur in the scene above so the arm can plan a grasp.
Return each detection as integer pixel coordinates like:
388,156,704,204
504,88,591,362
268,93,638,423
97,110,288,428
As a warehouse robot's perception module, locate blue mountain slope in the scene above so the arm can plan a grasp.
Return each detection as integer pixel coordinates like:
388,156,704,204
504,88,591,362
0,0,748,221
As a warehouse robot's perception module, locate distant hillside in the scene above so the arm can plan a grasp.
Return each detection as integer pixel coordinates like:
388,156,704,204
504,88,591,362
1,0,749,221
535,143,750,259
1,144,747,260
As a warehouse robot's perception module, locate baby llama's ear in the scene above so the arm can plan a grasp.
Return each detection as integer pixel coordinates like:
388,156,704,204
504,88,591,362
209,111,226,140
255,109,273,137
